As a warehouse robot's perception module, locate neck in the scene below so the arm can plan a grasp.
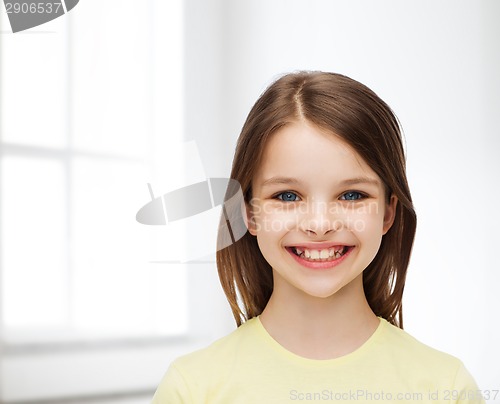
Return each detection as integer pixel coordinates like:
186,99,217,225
259,273,379,360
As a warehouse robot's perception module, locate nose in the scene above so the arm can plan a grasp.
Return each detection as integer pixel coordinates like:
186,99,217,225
300,200,338,236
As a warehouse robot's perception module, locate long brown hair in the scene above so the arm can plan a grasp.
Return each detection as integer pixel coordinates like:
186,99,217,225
216,71,416,329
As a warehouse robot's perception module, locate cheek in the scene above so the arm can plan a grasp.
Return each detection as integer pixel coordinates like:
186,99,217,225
348,211,385,257
345,200,386,231
254,208,298,234
347,211,385,233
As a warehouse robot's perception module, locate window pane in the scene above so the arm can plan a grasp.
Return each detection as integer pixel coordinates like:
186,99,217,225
70,1,153,157
0,18,68,149
1,156,67,327
71,157,187,335
150,264,188,335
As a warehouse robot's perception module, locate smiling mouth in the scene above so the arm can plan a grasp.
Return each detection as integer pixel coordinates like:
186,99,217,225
287,246,352,262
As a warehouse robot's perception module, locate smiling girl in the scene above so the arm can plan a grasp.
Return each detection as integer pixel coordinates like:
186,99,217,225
152,72,483,403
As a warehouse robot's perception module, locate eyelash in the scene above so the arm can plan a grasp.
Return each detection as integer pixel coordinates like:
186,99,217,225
339,191,367,201
275,191,301,202
274,190,367,202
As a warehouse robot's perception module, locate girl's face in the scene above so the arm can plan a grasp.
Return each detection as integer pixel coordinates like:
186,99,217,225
247,121,397,299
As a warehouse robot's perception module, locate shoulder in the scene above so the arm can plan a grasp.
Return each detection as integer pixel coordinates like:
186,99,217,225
377,318,482,399
152,317,260,402
174,316,259,372
377,318,464,369
378,318,461,365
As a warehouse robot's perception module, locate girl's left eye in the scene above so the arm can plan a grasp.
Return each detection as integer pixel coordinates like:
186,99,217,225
276,191,300,202
340,191,365,201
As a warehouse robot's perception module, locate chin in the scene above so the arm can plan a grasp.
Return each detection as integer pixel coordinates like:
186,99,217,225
298,284,346,299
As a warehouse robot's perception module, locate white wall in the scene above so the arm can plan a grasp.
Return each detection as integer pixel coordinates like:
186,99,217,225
186,0,500,397
1,0,497,401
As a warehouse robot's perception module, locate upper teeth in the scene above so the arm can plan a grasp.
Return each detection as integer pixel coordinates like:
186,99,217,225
294,247,345,260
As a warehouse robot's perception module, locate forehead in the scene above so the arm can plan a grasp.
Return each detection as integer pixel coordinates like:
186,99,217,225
254,121,380,187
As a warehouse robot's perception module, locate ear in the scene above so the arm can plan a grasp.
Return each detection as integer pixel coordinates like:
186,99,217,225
382,194,398,235
244,201,258,236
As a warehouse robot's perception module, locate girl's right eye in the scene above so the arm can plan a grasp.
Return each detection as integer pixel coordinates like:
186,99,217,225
275,191,300,202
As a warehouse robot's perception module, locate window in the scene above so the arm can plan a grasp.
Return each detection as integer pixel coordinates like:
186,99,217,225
0,1,201,401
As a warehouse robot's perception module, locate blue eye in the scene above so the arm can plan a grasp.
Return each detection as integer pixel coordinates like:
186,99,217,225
340,191,365,201
276,192,300,202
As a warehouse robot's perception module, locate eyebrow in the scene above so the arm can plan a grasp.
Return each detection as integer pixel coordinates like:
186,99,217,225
338,177,381,187
261,177,301,187
261,176,381,187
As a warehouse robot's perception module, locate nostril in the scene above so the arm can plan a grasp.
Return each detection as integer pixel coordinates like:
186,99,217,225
304,228,335,236
301,217,340,235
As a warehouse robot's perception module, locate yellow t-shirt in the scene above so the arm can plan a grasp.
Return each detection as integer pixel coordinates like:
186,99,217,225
152,317,484,403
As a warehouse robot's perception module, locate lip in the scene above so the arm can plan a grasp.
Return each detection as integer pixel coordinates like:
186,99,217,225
286,245,354,270
286,242,350,250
